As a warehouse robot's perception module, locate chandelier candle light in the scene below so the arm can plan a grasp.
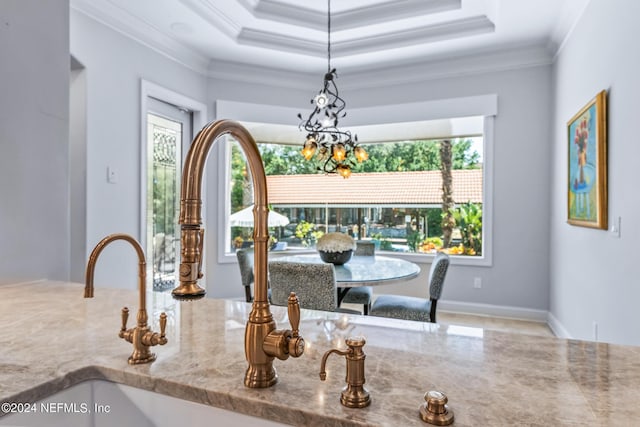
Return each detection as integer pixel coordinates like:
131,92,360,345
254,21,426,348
298,0,368,179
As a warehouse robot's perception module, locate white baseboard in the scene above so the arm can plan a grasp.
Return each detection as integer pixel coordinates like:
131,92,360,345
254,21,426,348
438,299,548,323
546,311,572,339
0,278,47,287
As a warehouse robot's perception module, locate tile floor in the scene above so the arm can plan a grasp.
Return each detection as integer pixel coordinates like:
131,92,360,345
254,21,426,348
343,303,555,338
436,311,554,337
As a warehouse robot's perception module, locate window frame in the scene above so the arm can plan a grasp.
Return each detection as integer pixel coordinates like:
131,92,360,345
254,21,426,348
215,97,496,267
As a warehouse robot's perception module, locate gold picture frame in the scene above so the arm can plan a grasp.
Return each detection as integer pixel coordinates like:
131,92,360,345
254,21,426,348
567,90,607,229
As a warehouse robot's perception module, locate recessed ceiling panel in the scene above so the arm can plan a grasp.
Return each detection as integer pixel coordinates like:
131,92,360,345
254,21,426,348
70,0,591,82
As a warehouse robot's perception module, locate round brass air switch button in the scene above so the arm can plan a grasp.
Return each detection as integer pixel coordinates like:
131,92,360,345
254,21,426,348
419,390,454,425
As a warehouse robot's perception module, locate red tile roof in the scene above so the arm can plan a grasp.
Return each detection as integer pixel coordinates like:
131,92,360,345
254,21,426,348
266,169,483,206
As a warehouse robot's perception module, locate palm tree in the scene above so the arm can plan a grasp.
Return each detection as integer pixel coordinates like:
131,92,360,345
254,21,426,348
440,139,454,248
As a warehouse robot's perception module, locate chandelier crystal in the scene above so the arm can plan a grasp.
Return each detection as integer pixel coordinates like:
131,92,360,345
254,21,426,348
298,0,367,178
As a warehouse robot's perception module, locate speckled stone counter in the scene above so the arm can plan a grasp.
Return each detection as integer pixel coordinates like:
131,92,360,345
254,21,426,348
1,281,640,426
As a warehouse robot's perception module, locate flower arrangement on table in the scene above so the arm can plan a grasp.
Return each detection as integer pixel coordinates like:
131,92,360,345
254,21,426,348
316,232,356,265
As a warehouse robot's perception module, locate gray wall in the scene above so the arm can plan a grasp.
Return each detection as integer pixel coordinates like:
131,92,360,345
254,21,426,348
550,0,640,345
348,67,553,313
0,0,70,285
69,10,209,289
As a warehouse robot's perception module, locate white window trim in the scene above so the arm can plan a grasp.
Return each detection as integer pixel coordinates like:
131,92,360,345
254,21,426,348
139,80,208,255
215,96,496,267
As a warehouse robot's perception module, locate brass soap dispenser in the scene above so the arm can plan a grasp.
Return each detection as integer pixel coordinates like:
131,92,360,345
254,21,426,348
319,336,371,408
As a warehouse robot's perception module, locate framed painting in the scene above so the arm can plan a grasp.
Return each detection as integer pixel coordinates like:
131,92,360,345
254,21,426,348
567,90,607,229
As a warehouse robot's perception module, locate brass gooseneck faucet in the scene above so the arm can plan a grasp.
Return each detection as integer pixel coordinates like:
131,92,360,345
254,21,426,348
85,233,168,364
171,120,305,388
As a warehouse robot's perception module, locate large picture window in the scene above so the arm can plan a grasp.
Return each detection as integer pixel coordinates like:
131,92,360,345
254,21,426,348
216,97,496,266
225,118,486,262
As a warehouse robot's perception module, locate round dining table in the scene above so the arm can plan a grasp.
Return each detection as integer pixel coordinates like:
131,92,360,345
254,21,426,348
270,253,421,303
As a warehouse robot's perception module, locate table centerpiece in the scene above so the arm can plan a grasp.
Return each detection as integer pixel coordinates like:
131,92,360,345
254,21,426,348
316,232,356,265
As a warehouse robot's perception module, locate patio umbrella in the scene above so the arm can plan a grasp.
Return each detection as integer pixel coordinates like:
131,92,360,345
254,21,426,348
229,205,290,227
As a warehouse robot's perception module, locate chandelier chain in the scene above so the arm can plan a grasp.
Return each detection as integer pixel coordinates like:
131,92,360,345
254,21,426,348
327,0,331,73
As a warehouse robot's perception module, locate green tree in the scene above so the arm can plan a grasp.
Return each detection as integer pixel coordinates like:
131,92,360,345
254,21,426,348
257,138,480,176
294,220,324,247
258,144,322,175
451,202,483,255
353,140,441,172
230,143,253,240
452,139,481,169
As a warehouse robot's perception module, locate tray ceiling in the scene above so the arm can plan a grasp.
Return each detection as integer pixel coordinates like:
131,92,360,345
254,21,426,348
71,0,590,84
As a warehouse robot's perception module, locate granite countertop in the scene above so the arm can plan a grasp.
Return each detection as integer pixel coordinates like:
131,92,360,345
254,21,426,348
1,281,640,426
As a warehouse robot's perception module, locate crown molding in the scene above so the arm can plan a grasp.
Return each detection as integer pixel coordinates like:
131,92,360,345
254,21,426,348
207,44,553,91
241,0,462,32
207,59,317,90
237,15,493,58
335,16,494,57
182,0,489,58
238,28,325,56
340,44,554,90
550,0,591,60
71,0,556,88
179,0,239,39
71,0,210,75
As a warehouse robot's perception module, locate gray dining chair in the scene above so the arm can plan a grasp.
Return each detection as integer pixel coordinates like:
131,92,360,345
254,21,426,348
370,252,450,323
236,248,255,302
354,241,375,256
339,241,375,315
269,261,359,314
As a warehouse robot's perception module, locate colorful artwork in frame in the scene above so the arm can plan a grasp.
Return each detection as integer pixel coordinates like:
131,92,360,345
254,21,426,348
567,90,607,229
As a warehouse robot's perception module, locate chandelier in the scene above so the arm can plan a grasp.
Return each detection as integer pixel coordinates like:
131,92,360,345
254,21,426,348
298,0,368,179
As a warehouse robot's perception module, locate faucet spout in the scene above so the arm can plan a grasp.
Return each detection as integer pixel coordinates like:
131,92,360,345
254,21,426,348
85,233,146,312
85,233,167,364
172,120,269,301
173,120,304,388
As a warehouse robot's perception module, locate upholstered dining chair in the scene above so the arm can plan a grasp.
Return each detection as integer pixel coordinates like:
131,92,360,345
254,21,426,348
370,252,450,323
354,240,375,256
236,248,255,302
269,261,359,314
339,241,375,315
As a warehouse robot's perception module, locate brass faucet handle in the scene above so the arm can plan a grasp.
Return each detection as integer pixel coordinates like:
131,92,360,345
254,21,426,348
287,293,305,357
159,312,167,339
120,307,129,332
197,228,205,279
119,307,133,342
287,293,300,337
141,313,169,347
153,312,168,346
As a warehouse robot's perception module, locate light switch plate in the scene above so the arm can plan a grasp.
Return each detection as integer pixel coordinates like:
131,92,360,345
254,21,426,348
107,166,118,184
